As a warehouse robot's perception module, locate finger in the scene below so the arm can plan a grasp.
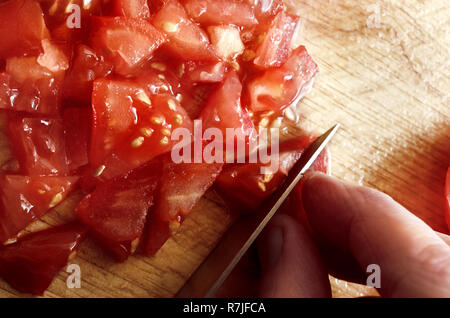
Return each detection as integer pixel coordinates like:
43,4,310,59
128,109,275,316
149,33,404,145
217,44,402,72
302,172,450,297
257,214,331,298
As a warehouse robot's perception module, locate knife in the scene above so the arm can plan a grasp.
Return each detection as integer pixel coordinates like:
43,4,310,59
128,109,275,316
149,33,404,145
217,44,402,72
176,123,341,298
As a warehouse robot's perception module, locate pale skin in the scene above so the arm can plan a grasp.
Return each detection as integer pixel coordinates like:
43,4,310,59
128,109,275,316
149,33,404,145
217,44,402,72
220,172,450,297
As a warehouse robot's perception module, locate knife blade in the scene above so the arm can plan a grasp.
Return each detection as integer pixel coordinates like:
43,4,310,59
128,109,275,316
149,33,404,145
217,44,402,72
176,123,340,298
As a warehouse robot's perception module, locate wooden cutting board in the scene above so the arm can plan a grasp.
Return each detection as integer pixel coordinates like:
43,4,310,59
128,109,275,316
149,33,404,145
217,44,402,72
0,0,449,298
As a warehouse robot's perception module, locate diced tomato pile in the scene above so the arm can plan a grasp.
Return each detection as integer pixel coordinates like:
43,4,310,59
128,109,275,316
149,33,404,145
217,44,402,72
0,0,323,295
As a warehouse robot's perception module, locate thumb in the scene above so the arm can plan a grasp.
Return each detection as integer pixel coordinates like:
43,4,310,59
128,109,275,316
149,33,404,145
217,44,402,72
257,214,331,297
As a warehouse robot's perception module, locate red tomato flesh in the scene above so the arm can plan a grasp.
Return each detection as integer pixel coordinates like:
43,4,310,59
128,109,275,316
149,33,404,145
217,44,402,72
113,0,151,19
152,0,218,61
183,0,258,27
90,78,193,181
0,222,87,295
76,161,160,261
0,0,49,59
248,46,319,113
0,175,79,243
90,17,166,76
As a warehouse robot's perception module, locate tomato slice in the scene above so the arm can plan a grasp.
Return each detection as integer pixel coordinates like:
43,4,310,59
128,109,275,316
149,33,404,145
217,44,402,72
0,175,79,243
90,17,166,76
90,78,193,181
63,44,113,104
142,157,223,256
63,107,91,173
183,0,257,27
200,70,257,159
113,0,151,19
8,117,68,176
445,167,450,232
253,11,299,68
1,56,64,116
215,135,326,212
151,0,218,61
0,222,87,295
76,161,160,262
248,46,319,113
0,0,49,59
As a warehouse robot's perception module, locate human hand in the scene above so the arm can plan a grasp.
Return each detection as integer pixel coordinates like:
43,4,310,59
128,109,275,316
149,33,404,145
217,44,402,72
257,172,450,298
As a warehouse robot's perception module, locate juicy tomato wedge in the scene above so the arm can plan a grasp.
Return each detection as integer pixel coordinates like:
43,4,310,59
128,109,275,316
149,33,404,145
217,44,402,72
63,44,113,104
113,0,151,19
90,17,166,76
446,167,450,232
250,0,283,24
8,117,68,176
182,0,257,27
0,222,87,295
215,135,326,212
0,0,49,59
1,56,65,116
200,71,257,159
253,11,299,68
76,161,160,262
90,78,193,181
248,46,319,113
151,0,218,61
0,175,79,243
63,107,91,173
142,158,223,256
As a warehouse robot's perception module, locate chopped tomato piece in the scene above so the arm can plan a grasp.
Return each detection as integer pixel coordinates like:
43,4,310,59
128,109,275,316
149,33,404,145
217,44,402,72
142,157,223,256
63,45,113,103
182,61,226,87
63,107,91,173
76,161,160,261
152,0,218,61
446,167,450,231
215,135,326,212
8,117,68,176
0,175,79,243
248,46,319,113
207,26,245,61
0,0,49,59
253,11,299,68
38,0,103,28
250,0,283,24
0,222,87,295
90,17,166,76
113,0,151,19
1,56,64,116
200,71,257,159
183,0,257,27
90,78,192,181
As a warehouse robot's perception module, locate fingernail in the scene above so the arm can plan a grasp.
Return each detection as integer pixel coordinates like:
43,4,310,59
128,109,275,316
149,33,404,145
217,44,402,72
258,226,283,271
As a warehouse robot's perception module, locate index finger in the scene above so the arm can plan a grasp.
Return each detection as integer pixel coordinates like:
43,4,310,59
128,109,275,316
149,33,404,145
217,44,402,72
302,172,450,297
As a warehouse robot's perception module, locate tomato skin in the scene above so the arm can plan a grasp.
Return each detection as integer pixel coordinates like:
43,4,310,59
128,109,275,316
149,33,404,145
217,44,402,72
113,0,151,19
90,17,166,76
76,161,160,261
8,117,68,176
0,175,79,243
152,0,218,61
63,107,91,173
0,0,49,59
248,46,319,113
445,167,450,232
63,45,113,104
253,11,299,68
182,0,258,27
0,222,87,295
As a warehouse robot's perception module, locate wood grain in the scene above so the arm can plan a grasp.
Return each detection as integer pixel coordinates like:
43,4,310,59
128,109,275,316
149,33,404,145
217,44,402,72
0,0,449,298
